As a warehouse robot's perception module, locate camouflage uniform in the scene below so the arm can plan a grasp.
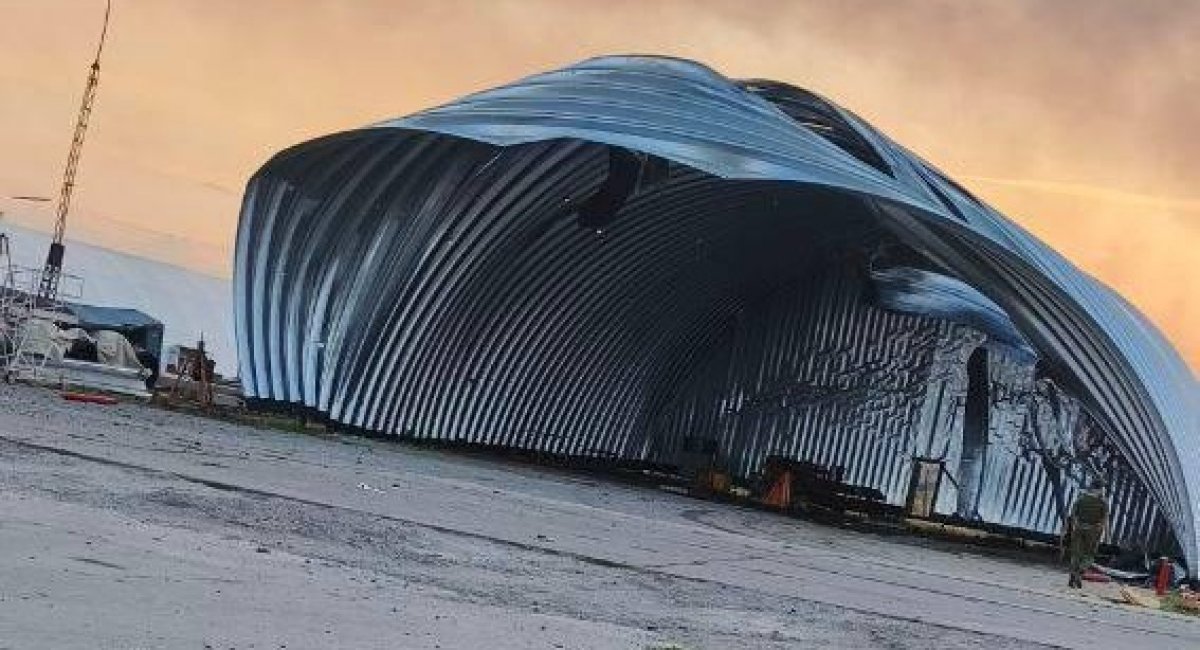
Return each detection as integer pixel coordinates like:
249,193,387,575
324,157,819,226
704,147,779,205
1067,488,1107,588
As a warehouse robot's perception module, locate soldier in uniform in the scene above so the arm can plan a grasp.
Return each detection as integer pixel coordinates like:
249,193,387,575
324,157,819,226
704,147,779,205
1066,479,1108,588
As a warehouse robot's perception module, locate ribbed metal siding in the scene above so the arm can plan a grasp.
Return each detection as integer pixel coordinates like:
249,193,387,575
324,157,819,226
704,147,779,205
652,267,1171,546
239,137,883,459
652,263,941,503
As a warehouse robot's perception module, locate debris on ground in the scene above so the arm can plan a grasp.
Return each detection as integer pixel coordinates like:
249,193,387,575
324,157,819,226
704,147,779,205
1091,564,1150,583
61,391,118,405
1117,586,1159,608
1117,585,1200,617
1161,589,1200,616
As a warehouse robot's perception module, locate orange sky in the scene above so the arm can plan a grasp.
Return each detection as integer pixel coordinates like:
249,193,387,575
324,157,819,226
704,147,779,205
0,0,1196,373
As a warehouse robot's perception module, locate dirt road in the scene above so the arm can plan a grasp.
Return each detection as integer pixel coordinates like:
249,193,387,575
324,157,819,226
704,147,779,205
0,384,1195,649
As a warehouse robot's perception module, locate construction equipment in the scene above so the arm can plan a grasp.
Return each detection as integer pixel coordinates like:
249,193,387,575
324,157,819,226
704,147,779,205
0,212,86,383
38,0,111,301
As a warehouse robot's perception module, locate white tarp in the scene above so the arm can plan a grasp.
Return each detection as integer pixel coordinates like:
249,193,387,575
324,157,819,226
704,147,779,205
15,318,68,362
93,329,145,371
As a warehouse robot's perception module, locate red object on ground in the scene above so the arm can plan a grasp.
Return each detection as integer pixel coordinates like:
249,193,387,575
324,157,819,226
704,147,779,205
61,392,118,405
1081,567,1112,583
762,469,792,509
1155,557,1171,596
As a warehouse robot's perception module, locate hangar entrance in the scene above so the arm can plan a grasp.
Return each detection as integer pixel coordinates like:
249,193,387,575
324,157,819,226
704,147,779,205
623,172,1033,527
632,175,962,511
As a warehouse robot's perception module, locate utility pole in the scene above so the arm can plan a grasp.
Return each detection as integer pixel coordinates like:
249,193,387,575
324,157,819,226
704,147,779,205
38,0,111,302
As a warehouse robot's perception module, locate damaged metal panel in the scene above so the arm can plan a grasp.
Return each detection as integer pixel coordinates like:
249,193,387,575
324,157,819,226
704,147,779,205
869,265,1032,353
654,267,1175,548
233,55,1199,572
651,262,944,505
918,335,1174,548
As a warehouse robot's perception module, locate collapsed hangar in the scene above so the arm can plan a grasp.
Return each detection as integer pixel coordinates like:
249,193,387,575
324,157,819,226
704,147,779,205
233,56,1200,573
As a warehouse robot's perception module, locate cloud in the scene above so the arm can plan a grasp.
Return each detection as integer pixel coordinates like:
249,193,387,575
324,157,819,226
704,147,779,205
961,177,1200,219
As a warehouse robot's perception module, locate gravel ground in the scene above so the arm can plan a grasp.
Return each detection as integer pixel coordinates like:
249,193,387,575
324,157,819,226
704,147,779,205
0,384,1195,649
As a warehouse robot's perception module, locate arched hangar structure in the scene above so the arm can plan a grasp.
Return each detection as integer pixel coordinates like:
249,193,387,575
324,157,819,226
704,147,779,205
235,56,1199,573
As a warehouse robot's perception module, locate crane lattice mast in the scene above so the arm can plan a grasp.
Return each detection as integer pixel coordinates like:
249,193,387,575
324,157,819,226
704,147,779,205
38,0,111,301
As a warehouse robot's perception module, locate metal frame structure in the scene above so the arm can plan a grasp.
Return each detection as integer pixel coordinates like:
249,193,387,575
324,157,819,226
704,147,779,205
233,56,1199,573
0,262,80,382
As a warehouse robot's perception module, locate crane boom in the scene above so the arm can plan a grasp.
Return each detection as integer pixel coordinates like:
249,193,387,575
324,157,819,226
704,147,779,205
38,0,111,301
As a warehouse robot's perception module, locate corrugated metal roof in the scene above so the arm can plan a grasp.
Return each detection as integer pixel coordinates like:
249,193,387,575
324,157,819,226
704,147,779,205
234,55,1199,573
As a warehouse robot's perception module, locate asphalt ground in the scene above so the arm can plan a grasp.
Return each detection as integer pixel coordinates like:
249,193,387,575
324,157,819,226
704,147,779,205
1,383,1196,649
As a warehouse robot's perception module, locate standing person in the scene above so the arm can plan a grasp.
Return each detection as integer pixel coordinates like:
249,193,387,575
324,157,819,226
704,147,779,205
1066,479,1108,588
